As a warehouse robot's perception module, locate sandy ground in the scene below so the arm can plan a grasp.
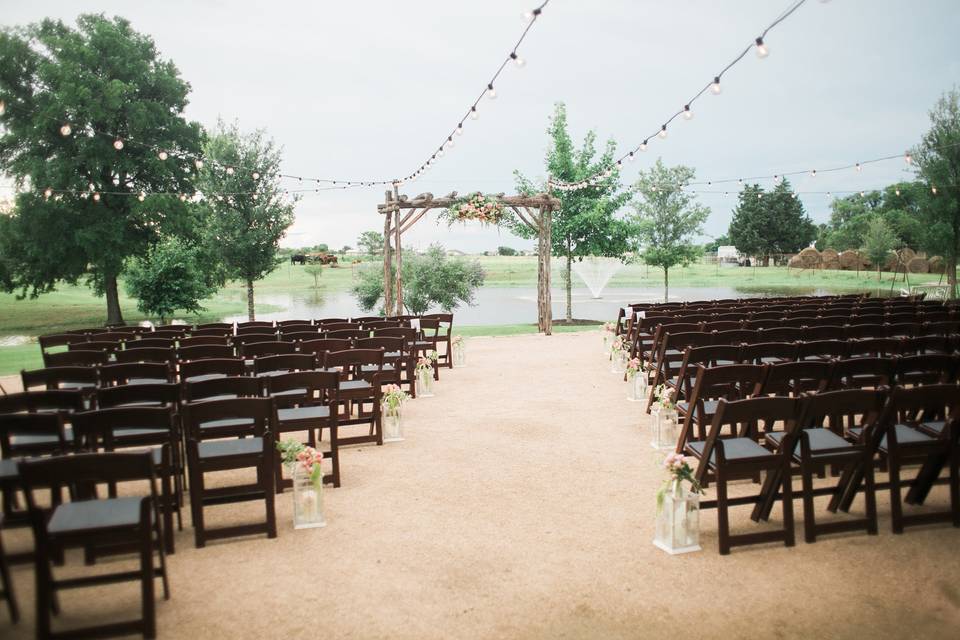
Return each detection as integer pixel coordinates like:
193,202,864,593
1,331,959,639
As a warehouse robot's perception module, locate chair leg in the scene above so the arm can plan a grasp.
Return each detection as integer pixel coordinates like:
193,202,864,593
190,469,206,548
781,462,795,547
331,426,341,488
161,469,175,555
140,527,156,639
888,449,904,534
263,455,277,539
863,454,878,535
716,468,731,555
0,531,19,624
35,545,53,638
800,460,816,543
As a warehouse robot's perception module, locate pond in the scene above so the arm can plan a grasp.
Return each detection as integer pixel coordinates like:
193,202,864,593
221,284,857,325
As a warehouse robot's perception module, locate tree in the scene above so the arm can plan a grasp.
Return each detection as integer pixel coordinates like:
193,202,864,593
513,103,633,321
304,263,323,288
861,216,898,281
357,231,383,256
702,234,731,254
817,184,925,251
352,244,485,315
195,121,295,320
497,246,518,256
124,236,216,323
727,179,816,265
0,15,202,324
340,245,351,254
912,87,960,298
630,160,709,302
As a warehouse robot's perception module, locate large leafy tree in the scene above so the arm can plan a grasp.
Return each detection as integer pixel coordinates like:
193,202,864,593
352,244,485,315
0,15,202,324
357,230,384,256
124,236,216,323
912,87,960,298
513,103,633,321
195,121,295,320
631,159,709,302
817,183,925,251
727,179,816,265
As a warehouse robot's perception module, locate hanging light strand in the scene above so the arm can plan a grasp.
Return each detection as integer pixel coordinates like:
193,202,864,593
550,0,811,192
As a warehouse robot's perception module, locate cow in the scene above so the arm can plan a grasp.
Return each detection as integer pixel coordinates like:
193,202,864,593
291,254,307,265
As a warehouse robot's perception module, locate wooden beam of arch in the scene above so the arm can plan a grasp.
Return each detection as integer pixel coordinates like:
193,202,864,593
400,208,430,235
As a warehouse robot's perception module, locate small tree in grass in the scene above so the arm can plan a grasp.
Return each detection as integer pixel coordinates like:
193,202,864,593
352,244,485,314
861,216,898,281
631,160,709,302
357,231,384,256
304,264,323,288
124,237,216,323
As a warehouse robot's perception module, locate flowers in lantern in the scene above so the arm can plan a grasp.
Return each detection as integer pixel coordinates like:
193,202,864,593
452,335,464,347
610,335,626,354
654,384,675,411
440,193,506,225
656,452,704,512
625,357,642,379
276,439,323,485
603,322,616,333
382,383,409,413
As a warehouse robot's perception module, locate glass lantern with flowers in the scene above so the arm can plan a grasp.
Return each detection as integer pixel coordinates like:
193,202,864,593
625,357,646,402
602,321,616,354
415,352,437,397
381,383,409,442
650,384,679,450
276,439,326,529
609,335,628,374
654,452,704,554
452,335,466,367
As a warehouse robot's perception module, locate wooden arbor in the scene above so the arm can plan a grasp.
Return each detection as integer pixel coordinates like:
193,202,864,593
377,190,561,334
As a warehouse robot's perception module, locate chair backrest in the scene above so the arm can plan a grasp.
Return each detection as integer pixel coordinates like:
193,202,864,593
323,348,385,372
177,344,236,361
827,357,895,390
905,335,952,355
847,337,904,358
184,376,263,402
354,337,406,356
797,340,849,361
276,319,313,327
253,353,317,376
757,327,802,343
182,397,275,441
179,358,245,383
114,347,172,364
887,322,920,338
895,354,959,385
44,350,107,367
317,318,350,325
73,406,176,451
325,329,367,340
99,362,174,386
232,332,277,346
373,327,417,344
796,388,886,436
0,389,85,414
38,333,86,351
756,360,832,397
96,382,182,409
125,337,177,350
241,341,297,359
195,322,234,331
190,327,234,338
69,340,121,353
179,335,230,348
21,366,98,391
0,412,68,458
279,326,318,339
740,342,798,365
674,345,743,400
712,329,757,346
362,320,403,331
321,322,360,332
153,325,191,337
299,338,353,358
263,371,340,408
237,321,274,331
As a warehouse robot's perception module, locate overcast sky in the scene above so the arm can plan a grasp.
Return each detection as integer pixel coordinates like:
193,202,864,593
3,0,959,252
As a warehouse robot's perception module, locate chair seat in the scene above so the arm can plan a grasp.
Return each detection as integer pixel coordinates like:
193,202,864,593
48,496,145,536
113,426,169,439
919,420,946,436
197,437,264,459
59,381,96,390
0,458,19,484
767,428,854,458
184,373,227,383
341,380,372,392
271,387,308,398
848,423,934,449
128,377,169,385
687,438,773,466
278,406,330,422
361,364,395,373
676,399,719,416
199,417,255,432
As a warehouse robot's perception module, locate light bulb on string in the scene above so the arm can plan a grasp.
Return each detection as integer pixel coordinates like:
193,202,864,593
710,76,721,95
486,83,497,99
226,167,234,175
628,151,635,162
437,147,445,158
658,125,667,139
855,163,861,172
640,140,648,152
60,124,72,136
92,193,101,202
44,187,52,199
138,192,146,202
859,191,865,197
158,151,168,161
510,52,525,67
252,172,260,180
0,100,5,115
904,152,912,165
810,169,816,177
522,7,541,22
683,105,693,120
932,186,938,195
113,139,124,150
88,183,96,192
895,189,901,196
470,106,479,120
456,123,464,135
755,37,769,58
195,160,204,170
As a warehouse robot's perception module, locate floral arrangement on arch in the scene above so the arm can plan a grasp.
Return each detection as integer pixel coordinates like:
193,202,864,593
440,193,507,226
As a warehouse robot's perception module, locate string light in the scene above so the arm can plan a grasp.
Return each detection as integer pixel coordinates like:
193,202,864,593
226,167,234,175
486,83,497,99
904,152,912,164
658,125,668,139
932,186,937,195
138,192,146,201
60,124,71,136
157,151,168,161
710,77,722,94
252,172,260,180
470,106,479,120
510,52,525,67
43,187,52,199
640,140,648,151
855,162,861,172
113,139,124,150
195,160,204,170
755,37,769,58
683,105,693,120
92,192,100,202
0,100,5,115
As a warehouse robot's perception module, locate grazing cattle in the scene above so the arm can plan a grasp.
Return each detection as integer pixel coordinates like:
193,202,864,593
291,254,307,265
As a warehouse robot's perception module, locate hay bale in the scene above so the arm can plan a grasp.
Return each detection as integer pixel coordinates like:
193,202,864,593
820,248,840,270
929,256,946,274
899,247,916,264
796,247,820,269
788,255,803,269
907,256,929,274
839,249,869,271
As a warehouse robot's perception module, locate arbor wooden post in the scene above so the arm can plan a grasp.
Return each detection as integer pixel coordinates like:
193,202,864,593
537,206,553,335
394,208,403,315
382,204,393,316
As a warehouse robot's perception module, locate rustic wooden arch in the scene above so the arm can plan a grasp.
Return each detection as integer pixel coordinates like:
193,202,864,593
378,188,561,334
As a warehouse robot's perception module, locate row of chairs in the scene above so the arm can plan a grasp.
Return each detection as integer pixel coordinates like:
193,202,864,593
686,385,959,554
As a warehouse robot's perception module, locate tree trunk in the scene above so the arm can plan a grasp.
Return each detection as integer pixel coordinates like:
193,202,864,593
104,273,124,326
663,267,669,303
877,265,881,282
565,252,573,322
950,213,959,300
246,278,256,321
761,255,770,267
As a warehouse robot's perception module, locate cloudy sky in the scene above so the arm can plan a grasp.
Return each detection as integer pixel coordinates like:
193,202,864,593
3,0,959,252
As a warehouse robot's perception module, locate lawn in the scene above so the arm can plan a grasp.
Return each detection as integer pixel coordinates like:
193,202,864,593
0,255,948,376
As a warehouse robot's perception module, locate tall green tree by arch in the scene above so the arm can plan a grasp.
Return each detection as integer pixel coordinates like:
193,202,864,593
631,160,709,302
513,102,633,321
0,15,202,324
195,122,295,321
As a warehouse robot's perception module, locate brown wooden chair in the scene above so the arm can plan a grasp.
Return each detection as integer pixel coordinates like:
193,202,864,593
685,396,797,554
354,337,412,394
72,406,181,553
19,452,169,638
0,515,19,623
264,371,341,487
100,362,174,387
754,360,832,397
182,398,277,547
253,353,318,377
97,382,182,410
115,347,172,365
894,354,959,386
241,340,297,360
179,358,245,384
645,331,714,413
323,349,384,447
797,340,849,361
43,350,107,368
740,341,798,365
759,390,884,542
178,335,230,348
827,357,895,391
177,344,235,362
676,364,766,451
0,389,85,415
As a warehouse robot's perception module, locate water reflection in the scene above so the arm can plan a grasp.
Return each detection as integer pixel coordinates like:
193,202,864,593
222,284,855,325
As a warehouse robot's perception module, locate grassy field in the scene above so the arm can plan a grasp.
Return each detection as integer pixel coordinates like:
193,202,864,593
0,255,946,376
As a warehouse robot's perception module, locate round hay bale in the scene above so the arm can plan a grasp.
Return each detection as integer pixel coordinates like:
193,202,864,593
788,255,803,269
929,256,945,274
907,256,929,274
797,247,820,269
838,249,869,270
899,247,916,263
820,248,840,270
883,253,900,271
